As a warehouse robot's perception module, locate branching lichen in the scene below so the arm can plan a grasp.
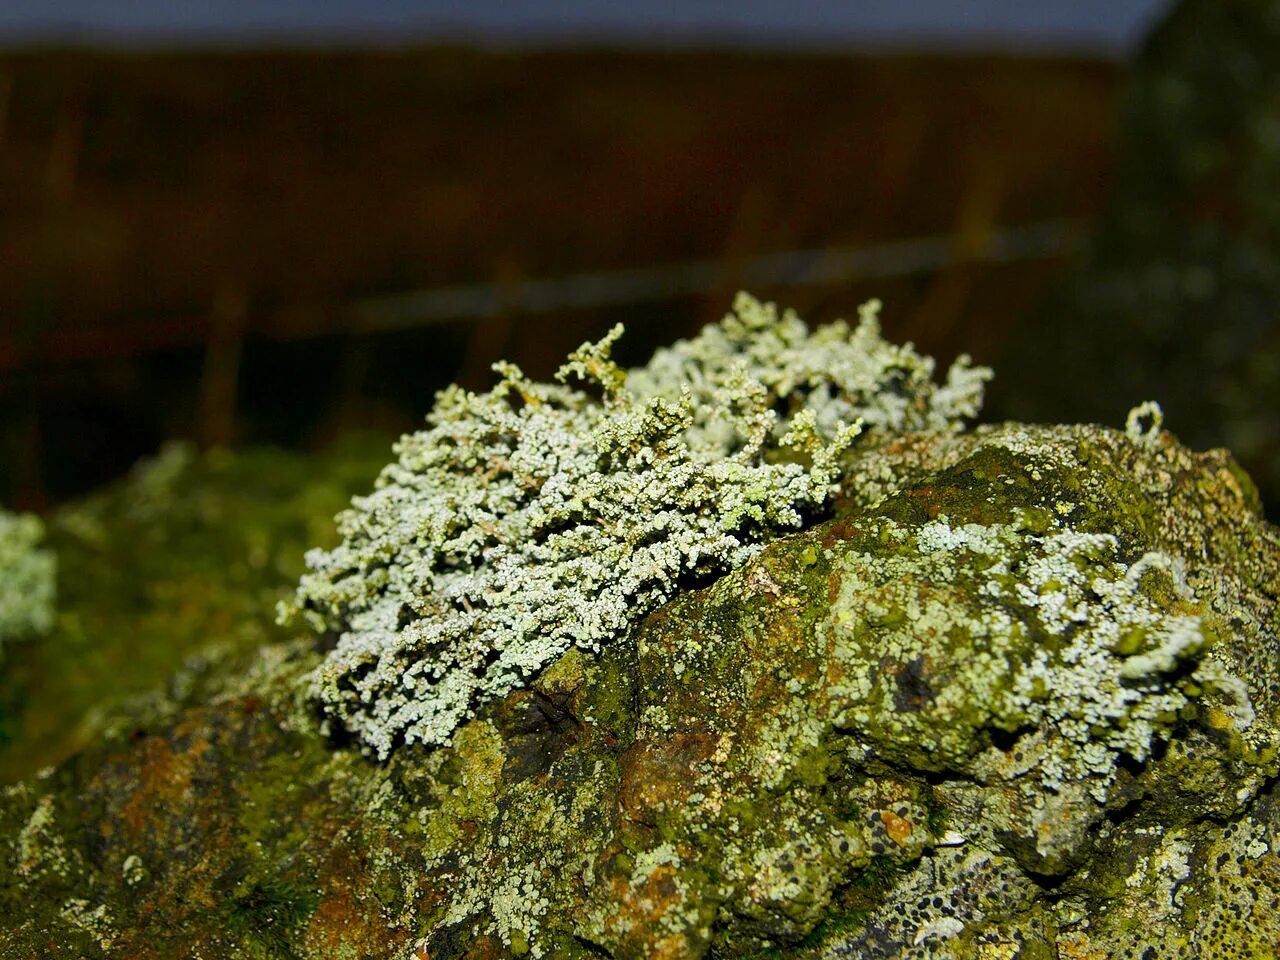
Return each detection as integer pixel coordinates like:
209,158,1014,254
0,509,56,652
281,293,989,756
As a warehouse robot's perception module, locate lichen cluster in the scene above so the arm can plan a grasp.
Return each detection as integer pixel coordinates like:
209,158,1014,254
282,293,990,756
831,516,1256,798
0,509,56,652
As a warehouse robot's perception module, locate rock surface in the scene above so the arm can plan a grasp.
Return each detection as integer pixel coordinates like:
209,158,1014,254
2,422,1278,959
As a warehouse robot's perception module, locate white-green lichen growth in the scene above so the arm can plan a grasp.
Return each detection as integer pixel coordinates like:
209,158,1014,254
630,296,989,440
0,509,56,652
282,293,989,756
1125,399,1165,446
830,515,1256,801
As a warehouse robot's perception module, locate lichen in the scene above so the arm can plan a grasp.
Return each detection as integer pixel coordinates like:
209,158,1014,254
282,293,988,757
1125,399,1165,446
0,509,56,653
827,514,1256,800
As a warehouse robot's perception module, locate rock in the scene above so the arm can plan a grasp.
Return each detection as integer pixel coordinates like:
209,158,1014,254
2,422,1278,958
0,437,389,783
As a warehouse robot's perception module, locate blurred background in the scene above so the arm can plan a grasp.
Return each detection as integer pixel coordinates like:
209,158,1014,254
5,0,1278,515
2,0,1279,777
9,0,1265,507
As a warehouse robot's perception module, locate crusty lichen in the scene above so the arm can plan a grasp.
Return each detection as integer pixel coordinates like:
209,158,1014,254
1125,399,1165,446
0,509,56,653
826,515,1255,801
281,293,989,757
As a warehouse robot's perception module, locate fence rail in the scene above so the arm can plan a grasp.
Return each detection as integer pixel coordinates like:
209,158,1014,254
2,219,1082,369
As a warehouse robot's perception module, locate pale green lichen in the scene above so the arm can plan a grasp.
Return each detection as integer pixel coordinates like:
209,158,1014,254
828,515,1257,801
0,509,56,651
629,297,990,441
282,293,988,756
1125,399,1165,446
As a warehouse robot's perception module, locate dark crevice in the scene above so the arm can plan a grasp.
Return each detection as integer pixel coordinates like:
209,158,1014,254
1113,750,1149,779
499,687,584,783
987,724,1034,754
1104,791,1146,825
1022,866,1072,892
310,628,342,653
470,645,503,680
571,933,615,958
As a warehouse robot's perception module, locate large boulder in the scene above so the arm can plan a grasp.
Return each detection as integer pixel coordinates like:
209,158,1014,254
3,421,1277,959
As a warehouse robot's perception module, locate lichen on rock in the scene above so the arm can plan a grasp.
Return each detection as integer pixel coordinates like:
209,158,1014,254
281,293,989,757
827,516,1256,800
2,294,1279,960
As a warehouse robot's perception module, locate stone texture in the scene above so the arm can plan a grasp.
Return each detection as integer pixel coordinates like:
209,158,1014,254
2,422,1277,959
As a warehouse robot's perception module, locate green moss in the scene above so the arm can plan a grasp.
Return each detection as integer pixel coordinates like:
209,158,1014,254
797,907,874,950
577,646,638,744
740,856,906,957
924,789,951,838
0,435,389,783
224,875,321,960
238,730,348,857
789,743,841,790
851,854,907,892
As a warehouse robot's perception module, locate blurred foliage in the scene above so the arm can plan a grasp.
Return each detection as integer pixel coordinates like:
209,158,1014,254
0,433,389,782
998,0,1280,515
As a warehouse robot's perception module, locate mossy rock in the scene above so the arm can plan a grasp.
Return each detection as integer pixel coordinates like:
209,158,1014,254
2,422,1278,959
0,436,389,783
